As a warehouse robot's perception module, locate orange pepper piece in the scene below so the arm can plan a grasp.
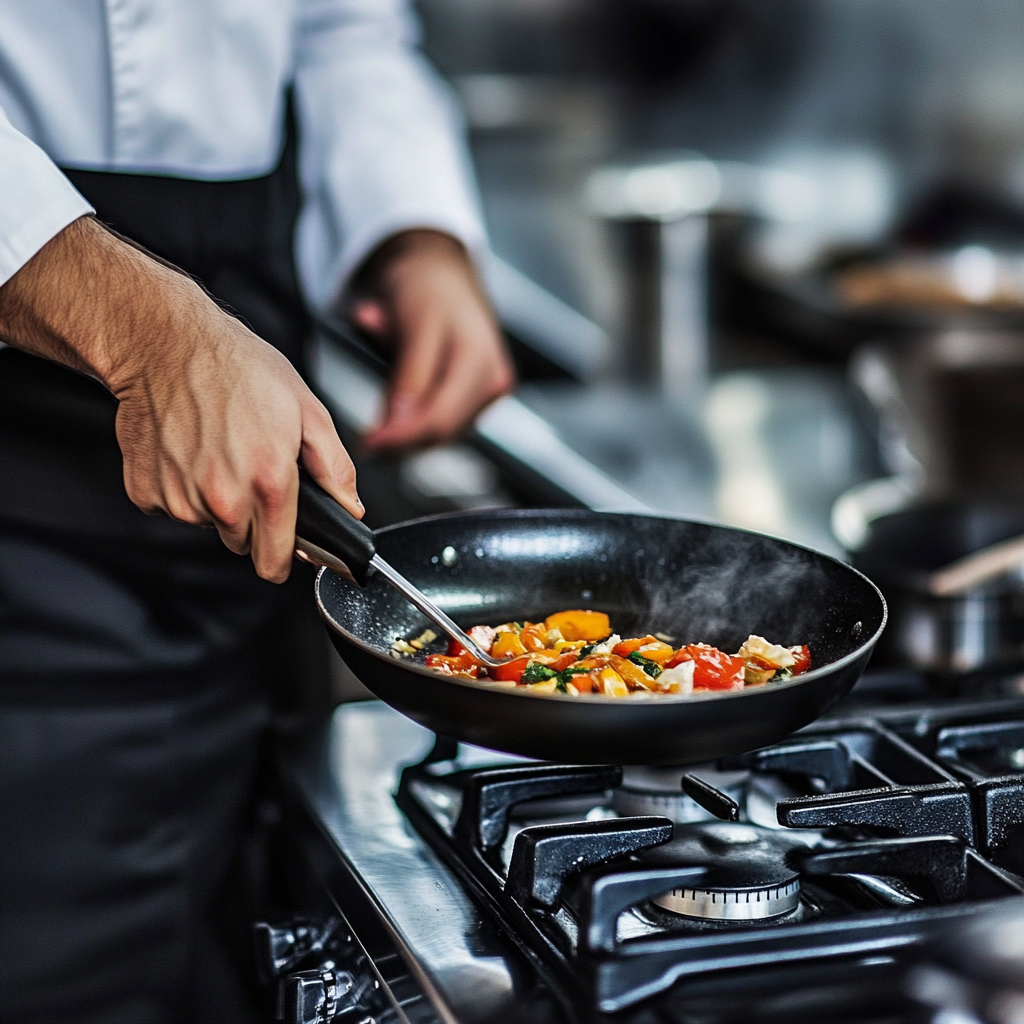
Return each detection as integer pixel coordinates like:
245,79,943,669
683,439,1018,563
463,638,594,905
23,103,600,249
520,623,550,651
612,636,674,663
543,610,610,642
608,654,656,689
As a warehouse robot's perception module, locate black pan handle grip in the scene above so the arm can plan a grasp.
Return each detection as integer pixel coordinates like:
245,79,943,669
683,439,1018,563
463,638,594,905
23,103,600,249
295,468,376,586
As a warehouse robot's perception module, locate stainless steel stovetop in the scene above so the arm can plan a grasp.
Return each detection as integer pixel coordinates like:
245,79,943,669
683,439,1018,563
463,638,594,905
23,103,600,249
268,678,1024,1024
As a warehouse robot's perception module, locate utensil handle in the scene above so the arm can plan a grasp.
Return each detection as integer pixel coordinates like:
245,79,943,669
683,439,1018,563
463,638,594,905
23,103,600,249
295,469,376,586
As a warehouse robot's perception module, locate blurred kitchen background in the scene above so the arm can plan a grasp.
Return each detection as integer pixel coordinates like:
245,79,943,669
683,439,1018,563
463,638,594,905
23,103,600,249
312,0,1024,693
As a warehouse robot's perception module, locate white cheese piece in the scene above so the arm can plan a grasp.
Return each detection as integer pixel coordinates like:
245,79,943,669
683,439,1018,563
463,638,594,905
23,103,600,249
657,660,695,695
588,633,621,656
738,634,796,669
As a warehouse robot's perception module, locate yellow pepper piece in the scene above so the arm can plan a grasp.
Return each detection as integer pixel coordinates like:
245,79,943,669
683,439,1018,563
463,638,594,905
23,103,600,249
492,630,527,659
597,667,628,698
525,678,559,694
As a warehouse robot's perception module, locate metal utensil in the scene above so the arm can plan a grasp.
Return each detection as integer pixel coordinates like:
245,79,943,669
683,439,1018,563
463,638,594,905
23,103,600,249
293,470,505,668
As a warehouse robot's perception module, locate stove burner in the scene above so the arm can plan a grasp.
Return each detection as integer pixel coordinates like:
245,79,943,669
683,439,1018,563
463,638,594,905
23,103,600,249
613,765,749,822
640,822,804,921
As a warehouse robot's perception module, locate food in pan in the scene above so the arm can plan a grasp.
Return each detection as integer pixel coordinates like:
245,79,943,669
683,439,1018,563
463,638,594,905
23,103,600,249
409,609,810,698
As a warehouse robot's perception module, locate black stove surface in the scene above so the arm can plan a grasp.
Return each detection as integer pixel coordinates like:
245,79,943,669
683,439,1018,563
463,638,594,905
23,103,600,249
276,673,1024,1024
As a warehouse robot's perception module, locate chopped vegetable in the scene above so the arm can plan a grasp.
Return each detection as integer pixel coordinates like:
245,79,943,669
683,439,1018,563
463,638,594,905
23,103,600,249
665,644,746,690
521,662,558,684
418,609,809,700
626,651,663,679
543,609,611,642
492,630,527,659
447,624,496,657
519,623,549,652
424,651,482,677
596,667,628,697
789,645,812,675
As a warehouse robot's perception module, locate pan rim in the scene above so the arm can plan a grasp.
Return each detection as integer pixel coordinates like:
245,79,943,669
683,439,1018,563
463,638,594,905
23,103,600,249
314,509,887,706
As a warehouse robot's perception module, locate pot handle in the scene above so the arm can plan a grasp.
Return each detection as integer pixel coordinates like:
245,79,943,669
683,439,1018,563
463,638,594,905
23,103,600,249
294,468,376,586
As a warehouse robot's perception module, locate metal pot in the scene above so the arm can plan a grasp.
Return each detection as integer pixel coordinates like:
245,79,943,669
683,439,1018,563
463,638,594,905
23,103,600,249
851,501,1024,676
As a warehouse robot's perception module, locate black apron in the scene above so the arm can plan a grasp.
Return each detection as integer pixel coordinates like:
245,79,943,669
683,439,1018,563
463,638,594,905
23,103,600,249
0,130,317,1023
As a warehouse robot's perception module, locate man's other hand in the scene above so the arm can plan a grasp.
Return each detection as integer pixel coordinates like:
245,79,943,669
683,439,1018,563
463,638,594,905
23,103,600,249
350,230,514,451
0,216,362,583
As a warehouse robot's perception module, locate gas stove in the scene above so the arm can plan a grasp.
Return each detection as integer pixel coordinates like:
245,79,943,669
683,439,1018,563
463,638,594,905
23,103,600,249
268,677,1024,1024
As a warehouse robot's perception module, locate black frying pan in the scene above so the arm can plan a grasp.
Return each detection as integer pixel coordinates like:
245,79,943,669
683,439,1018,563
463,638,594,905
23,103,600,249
301,488,886,765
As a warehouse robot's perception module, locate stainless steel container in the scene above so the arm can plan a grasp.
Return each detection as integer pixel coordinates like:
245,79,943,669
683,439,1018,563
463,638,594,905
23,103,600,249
852,501,1024,676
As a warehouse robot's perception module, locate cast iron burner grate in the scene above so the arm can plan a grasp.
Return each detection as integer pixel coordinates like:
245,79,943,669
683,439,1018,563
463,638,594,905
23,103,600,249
396,704,1024,1015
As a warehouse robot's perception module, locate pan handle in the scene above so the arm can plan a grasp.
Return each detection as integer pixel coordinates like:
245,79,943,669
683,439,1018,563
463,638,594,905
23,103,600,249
294,468,376,586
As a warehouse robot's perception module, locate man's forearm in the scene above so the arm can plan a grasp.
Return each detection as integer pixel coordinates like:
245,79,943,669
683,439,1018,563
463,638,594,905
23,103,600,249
0,212,363,582
0,215,195,395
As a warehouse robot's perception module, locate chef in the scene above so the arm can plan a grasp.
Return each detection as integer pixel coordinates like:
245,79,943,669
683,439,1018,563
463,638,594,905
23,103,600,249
0,2,513,1021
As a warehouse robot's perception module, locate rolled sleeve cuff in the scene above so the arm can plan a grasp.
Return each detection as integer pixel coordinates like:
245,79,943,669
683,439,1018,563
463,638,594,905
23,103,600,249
0,116,94,287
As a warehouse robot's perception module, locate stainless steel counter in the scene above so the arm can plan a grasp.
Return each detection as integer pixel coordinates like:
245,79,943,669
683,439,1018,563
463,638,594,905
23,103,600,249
280,701,570,1024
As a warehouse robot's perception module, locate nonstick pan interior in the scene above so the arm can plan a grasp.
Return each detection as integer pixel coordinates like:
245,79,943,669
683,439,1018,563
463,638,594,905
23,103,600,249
316,509,885,764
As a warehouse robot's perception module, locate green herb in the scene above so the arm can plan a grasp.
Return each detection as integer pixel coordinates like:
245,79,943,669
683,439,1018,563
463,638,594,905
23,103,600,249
555,675,569,693
773,668,792,683
556,665,592,689
521,662,557,684
627,651,663,678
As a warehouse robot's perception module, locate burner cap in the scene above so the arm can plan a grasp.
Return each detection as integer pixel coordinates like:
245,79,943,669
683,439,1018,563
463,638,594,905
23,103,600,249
614,765,749,823
640,822,803,921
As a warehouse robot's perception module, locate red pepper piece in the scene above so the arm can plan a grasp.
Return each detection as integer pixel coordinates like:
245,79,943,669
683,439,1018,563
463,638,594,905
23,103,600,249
425,652,481,677
789,645,811,676
446,624,497,657
666,643,745,690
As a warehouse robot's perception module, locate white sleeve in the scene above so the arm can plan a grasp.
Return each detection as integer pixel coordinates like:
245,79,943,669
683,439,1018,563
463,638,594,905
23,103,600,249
292,0,488,313
0,106,94,287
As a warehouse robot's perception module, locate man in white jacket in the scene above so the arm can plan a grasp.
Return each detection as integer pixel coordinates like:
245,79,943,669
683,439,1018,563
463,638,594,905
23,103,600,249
0,2,512,1020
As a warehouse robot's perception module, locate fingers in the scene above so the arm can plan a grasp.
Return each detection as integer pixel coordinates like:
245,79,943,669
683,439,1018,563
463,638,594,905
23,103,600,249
363,314,444,449
300,394,363,519
360,244,515,451
366,319,514,450
379,310,449,422
199,471,256,561
248,460,299,583
115,323,361,584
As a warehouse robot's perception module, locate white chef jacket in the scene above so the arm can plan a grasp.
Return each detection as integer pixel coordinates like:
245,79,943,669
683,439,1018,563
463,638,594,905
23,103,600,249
0,0,486,311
